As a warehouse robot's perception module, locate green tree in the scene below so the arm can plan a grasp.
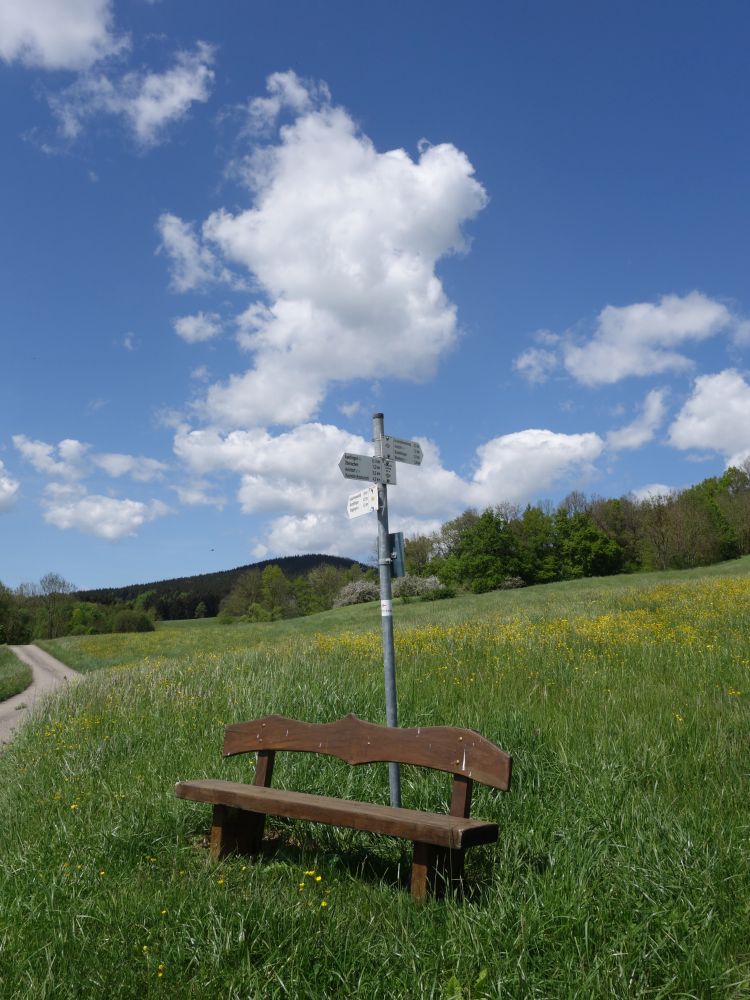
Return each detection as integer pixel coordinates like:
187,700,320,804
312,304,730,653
441,507,521,592
39,573,76,638
555,509,625,579
404,535,435,576
261,565,297,620
512,505,558,584
222,569,263,618
306,563,347,612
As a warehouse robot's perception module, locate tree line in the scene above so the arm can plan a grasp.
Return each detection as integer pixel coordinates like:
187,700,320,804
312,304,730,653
405,463,750,591
0,560,371,642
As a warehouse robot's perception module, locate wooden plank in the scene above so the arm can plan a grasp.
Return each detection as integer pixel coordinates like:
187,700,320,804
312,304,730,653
175,780,499,850
450,774,473,818
223,714,511,791
410,842,435,901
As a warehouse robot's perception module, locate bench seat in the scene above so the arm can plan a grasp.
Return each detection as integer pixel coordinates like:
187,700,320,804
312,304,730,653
175,779,499,850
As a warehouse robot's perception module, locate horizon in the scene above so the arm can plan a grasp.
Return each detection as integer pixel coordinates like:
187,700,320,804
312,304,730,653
2,0,749,590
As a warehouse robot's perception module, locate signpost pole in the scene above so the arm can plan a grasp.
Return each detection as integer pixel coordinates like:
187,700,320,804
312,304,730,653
372,411,401,808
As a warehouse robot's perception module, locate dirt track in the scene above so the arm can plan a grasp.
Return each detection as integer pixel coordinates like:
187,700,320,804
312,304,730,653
0,645,81,747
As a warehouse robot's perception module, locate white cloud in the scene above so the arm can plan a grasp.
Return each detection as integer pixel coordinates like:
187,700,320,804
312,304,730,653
0,0,125,70
172,481,226,509
92,453,168,481
563,292,732,386
157,213,238,292
173,311,222,343
171,71,487,427
668,369,750,467
246,69,325,131
630,483,678,503
173,420,606,556
42,484,169,540
338,401,362,418
606,389,667,451
513,347,558,384
12,434,88,478
13,434,168,483
468,429,605,506
174,422,368,514
50,41,216,146
0,460,20,511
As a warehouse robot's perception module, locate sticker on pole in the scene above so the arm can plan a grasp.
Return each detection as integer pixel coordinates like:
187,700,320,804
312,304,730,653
347,486,378,519
381,599,393,617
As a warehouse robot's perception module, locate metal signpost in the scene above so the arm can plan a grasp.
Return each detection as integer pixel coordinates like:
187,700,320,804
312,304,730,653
339,413,422,807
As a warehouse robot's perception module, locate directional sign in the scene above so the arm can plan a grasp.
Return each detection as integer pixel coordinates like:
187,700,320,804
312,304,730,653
382,435,423,466
347,486,378,519
338,452,397,485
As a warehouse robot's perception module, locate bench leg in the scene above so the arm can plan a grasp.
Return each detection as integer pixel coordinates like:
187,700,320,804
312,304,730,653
410,842,438,901
411,844,466,900
209,805,266,859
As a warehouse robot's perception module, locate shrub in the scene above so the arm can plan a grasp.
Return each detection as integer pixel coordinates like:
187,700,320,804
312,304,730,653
392,574,442,598
111,610,154,633
333,579,379,607
499,576,526,590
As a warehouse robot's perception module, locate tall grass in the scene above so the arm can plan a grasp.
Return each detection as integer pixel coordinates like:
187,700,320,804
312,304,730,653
0,646,32,702
1,564,749,998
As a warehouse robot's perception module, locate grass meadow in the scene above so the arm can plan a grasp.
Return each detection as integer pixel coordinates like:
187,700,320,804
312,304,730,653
0,645,32,702
1,560,749,998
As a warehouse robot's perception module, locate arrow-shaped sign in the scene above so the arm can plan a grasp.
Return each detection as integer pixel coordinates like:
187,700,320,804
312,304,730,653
381,435,423,466
338,452,397,485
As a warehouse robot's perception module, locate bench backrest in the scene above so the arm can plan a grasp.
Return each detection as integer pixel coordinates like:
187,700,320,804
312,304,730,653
224,714,511,816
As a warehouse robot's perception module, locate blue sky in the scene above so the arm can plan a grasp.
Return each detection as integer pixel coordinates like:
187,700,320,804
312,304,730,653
1,0,749,590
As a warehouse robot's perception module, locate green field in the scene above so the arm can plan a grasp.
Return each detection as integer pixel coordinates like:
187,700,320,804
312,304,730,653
0,645,32,702
2,561,749,998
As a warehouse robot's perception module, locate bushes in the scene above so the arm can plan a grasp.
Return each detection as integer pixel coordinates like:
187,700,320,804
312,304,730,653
111,610,154,633
333,579,379,607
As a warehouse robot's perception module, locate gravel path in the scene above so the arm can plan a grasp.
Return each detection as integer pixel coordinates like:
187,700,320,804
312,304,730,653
0,645,81,748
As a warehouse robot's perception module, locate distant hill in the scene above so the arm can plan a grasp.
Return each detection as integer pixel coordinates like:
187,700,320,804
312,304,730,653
76,554,369,620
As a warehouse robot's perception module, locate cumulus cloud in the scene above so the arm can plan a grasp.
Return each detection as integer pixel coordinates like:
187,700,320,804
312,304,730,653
513,347,558,384
0,0,125,70
0,460,20,511
164,71,487,427
92,453,168,481
606,389,667,451
468,429,605,507
563,292,732,385
245,69,326,131
42,484,169,540
172,481,226,509
174,422,368,514
12,434,88,478
630,483,679,503
173,311,222,344
667,369,750,467
14,434,167,483
50,41,216,146
173,420,606,556
157,213,239,292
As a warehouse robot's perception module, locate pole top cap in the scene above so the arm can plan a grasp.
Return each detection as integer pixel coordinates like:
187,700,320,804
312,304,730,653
372,412,384,419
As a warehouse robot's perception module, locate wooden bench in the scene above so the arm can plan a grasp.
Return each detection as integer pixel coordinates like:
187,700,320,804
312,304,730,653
175,713,512,900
